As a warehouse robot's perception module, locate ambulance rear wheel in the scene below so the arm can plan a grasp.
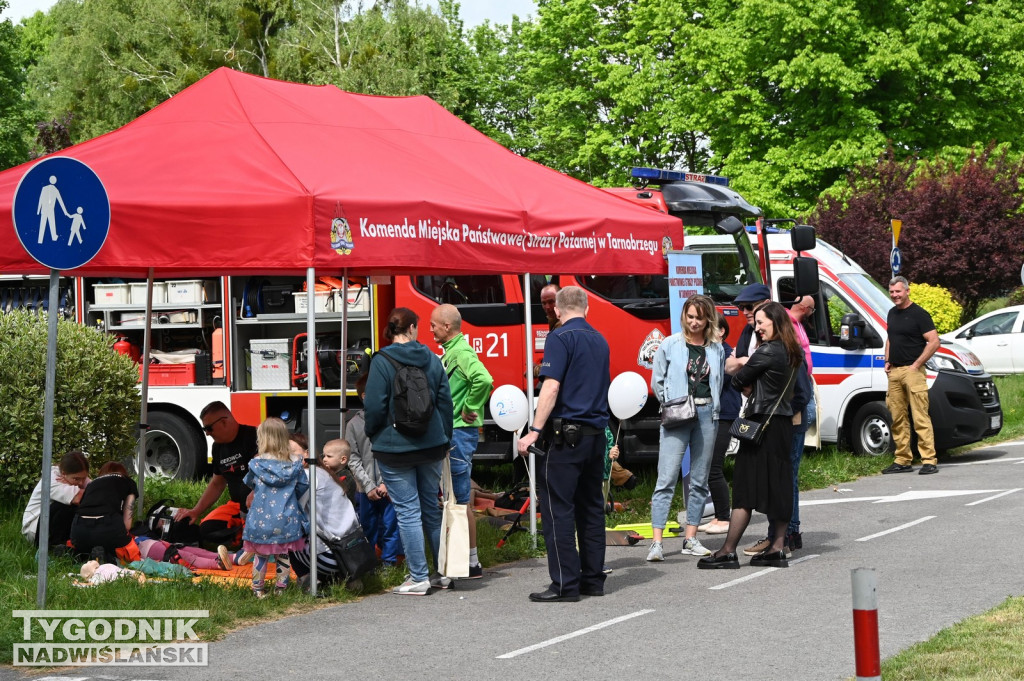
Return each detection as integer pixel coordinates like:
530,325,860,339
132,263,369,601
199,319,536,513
851,401,894,457
141,412,204,480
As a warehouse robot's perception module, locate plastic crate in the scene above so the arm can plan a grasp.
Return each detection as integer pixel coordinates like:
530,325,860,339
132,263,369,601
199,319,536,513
338,287,370,314
140,363,196,386
93,283,129,305
129,282,168,305
166,280,218,304
249,339,292,390
292,290,334,314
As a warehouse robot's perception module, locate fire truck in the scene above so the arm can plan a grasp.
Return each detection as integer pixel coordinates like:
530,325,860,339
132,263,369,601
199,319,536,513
25,168,997,479
13,168,805,479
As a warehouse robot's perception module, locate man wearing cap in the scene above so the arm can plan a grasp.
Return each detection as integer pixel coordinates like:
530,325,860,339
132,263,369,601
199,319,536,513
729,283,772,363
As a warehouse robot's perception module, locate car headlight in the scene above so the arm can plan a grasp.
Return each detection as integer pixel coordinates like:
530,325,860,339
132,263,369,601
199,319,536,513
926,354,966,373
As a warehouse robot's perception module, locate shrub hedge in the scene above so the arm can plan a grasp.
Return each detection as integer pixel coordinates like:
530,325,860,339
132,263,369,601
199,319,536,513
0,311,140,496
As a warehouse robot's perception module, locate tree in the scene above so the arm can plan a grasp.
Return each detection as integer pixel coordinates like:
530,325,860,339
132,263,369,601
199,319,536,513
274,0,471,112
810,145,1024,319
0,3,30,169
26,0,284,143
472,0,1024,215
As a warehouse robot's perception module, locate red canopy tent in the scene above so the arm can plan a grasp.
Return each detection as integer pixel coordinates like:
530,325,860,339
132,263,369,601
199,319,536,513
1,67,679,277
2,69,680,600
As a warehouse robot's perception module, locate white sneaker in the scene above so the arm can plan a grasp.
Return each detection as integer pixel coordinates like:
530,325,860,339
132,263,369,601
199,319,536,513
680,537,712,556
646,541,664,562
392,578,431,596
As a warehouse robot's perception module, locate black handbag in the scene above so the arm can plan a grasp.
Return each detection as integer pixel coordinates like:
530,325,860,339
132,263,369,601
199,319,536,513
729,368,796,445
320,526,377,579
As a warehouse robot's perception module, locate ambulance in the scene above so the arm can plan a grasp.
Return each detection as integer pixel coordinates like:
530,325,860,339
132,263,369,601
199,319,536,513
681,232,1003,456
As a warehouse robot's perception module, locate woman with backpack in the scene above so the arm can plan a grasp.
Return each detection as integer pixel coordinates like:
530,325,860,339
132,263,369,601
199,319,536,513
364,307,453,596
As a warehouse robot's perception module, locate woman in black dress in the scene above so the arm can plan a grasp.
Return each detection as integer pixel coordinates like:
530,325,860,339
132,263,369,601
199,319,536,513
698,301,802,569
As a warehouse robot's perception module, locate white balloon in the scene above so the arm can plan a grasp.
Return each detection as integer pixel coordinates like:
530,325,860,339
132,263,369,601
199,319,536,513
608,371,649,420
489,384,530,433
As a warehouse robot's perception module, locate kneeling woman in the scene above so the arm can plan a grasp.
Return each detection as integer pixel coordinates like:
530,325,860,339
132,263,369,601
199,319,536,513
71,462,141,563
698,302,801,569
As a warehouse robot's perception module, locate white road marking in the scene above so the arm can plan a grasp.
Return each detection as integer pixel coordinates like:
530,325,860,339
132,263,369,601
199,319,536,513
802,489,1001,507
965,488,1022,506
856,516,935,542
941,456,1024,466
497,609,655,659
709,554,819,590
873,489,1000,503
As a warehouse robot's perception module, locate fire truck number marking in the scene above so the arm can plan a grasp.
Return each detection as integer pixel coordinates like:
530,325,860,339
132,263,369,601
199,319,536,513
468,332,508,357
486,332,508,357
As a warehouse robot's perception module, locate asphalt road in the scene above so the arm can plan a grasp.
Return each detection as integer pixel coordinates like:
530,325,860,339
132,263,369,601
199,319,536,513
6,440,1024,681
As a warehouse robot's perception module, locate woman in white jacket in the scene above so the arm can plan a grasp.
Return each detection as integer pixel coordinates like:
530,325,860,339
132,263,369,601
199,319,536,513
22,450,90,549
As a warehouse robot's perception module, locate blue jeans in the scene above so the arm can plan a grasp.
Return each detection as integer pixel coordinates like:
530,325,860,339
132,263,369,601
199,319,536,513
449,427,477,504
377,458,443,583
651,403,716,529
788,395,815,535
356,492,403,564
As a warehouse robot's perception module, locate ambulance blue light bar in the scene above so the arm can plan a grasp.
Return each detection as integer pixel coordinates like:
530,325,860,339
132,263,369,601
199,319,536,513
630,167,730,186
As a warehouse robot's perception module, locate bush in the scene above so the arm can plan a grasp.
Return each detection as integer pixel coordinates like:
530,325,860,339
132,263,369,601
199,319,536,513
910,283,963,333
1008,286,1024,307
0,311,140,496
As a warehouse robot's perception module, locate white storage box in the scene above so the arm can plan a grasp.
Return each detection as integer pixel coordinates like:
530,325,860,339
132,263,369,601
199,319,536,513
93,283,129,305
167,279,218,304
339,286,370,314
249,338,292,390
292,290,334,314
129,282,168,305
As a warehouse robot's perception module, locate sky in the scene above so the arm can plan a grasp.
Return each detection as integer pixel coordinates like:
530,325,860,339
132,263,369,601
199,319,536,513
1,0,538,25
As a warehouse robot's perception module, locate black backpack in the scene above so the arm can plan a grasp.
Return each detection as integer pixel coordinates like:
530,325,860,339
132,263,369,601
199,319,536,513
381,352,435,436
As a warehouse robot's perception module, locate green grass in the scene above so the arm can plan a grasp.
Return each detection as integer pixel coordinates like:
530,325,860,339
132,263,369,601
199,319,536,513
878,597,1024,681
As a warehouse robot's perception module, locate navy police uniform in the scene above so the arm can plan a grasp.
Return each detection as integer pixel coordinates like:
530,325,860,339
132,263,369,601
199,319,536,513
537,316,610,597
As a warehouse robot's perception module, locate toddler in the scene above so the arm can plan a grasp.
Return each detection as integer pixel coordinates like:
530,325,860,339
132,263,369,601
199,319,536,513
243,417,309,597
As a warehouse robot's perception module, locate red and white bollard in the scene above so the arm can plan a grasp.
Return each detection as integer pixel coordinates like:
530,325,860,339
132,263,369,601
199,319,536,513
852,568,881,681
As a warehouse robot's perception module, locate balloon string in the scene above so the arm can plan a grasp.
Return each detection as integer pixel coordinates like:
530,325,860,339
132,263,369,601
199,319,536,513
615,421,621,447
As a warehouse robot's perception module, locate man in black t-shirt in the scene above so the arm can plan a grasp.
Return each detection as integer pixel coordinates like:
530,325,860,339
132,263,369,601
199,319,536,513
175,401,258,546
882,277,941,475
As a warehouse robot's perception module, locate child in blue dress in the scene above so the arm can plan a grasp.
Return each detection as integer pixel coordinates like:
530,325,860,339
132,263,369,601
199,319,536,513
243,417,309,598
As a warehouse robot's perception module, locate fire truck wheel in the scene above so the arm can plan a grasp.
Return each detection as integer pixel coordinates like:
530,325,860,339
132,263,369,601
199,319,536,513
142,412,204,480
850,401,895,457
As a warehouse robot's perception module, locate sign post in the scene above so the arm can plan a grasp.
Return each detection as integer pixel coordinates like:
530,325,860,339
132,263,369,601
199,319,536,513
11,157,109,608
890,220,902,278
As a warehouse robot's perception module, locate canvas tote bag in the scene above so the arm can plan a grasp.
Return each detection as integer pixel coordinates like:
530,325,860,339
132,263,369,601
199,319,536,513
438,456,470,578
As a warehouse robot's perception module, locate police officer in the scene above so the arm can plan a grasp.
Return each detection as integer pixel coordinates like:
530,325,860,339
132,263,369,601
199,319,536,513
518,286,610,602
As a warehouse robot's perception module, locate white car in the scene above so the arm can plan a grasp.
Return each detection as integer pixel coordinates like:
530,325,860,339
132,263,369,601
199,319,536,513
941,305,1024,375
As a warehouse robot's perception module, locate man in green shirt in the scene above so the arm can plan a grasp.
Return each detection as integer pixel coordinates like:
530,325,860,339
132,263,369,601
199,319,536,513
430,304,494,578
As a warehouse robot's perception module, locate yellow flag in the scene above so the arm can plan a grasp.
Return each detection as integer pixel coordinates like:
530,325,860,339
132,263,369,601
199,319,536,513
891,219,902,246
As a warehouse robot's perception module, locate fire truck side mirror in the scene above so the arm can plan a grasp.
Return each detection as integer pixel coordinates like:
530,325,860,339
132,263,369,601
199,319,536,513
839,312,867,350
792,256,819,297
714,215,745,235
791,224,816,252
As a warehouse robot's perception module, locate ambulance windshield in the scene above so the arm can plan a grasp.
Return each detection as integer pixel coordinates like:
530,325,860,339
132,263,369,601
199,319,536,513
840,273,893,319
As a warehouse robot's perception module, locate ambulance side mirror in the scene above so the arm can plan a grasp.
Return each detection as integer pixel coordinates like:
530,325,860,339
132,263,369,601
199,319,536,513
793,256,819,297
839,313,866,350
791,224,816,252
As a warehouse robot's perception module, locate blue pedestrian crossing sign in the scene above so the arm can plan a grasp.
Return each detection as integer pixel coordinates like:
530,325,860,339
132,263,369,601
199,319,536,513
12,157,110,270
